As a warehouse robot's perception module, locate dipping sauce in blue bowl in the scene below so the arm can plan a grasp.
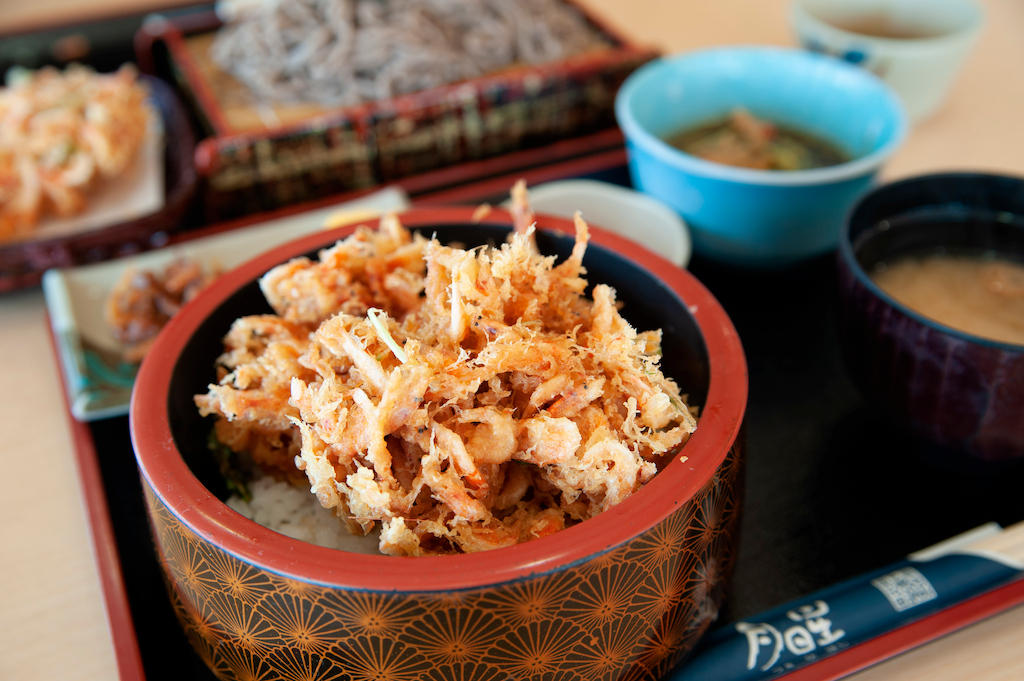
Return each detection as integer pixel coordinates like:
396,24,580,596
615,46,906,267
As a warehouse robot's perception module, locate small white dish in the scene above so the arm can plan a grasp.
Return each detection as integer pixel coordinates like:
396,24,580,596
43,186,409,421
510,179,692,268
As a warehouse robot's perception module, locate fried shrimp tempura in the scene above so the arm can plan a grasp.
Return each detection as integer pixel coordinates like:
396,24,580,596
196,191,697,555
0,64,150,241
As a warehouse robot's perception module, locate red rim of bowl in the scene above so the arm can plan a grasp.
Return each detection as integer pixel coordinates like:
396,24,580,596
130,206,748,591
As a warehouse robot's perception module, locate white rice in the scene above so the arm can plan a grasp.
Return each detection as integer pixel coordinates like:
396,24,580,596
227,475,382,554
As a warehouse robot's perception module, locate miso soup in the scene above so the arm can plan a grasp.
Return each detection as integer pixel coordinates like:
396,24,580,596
872,253,1024,346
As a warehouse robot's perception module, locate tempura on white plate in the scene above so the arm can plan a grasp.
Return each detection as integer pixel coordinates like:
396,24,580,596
196,183,697,555
0,64,151,241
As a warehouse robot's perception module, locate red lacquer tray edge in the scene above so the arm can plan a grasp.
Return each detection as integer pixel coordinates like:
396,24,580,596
47,318,146,681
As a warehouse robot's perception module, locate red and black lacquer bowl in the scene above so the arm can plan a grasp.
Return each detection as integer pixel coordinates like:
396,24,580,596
130,207,748,681
838,172,1024,463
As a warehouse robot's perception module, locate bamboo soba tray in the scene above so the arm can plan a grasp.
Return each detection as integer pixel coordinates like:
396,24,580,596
135,4,658,221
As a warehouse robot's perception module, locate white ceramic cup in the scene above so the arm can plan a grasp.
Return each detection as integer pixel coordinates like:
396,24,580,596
790,0,983,122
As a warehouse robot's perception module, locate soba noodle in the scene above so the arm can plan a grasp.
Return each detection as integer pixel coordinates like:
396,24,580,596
211,0,610,106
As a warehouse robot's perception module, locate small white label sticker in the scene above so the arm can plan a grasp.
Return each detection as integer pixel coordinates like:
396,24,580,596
870,567,938,612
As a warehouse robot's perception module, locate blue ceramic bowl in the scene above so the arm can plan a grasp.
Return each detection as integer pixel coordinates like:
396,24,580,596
615,46,907,267
837,172,1024,463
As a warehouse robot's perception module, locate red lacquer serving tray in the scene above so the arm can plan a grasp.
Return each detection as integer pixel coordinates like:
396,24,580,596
50,145,1024,680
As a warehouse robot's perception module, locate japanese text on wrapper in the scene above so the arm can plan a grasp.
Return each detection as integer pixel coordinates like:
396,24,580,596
736,600,846,672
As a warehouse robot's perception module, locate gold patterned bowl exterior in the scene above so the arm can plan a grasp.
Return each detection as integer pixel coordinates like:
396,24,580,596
131,209,748,681
143,441,741,681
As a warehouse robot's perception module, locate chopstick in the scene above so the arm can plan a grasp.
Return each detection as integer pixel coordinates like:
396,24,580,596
961,521,1024,563
669,522,1024,681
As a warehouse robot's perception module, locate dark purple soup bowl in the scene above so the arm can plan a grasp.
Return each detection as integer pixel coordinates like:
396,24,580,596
837,172,1024,463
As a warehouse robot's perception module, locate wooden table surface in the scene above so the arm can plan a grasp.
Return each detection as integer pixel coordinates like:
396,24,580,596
0,1,1021,680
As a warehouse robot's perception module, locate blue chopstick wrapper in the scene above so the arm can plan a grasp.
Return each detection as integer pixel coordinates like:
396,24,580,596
670,550,1022,680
